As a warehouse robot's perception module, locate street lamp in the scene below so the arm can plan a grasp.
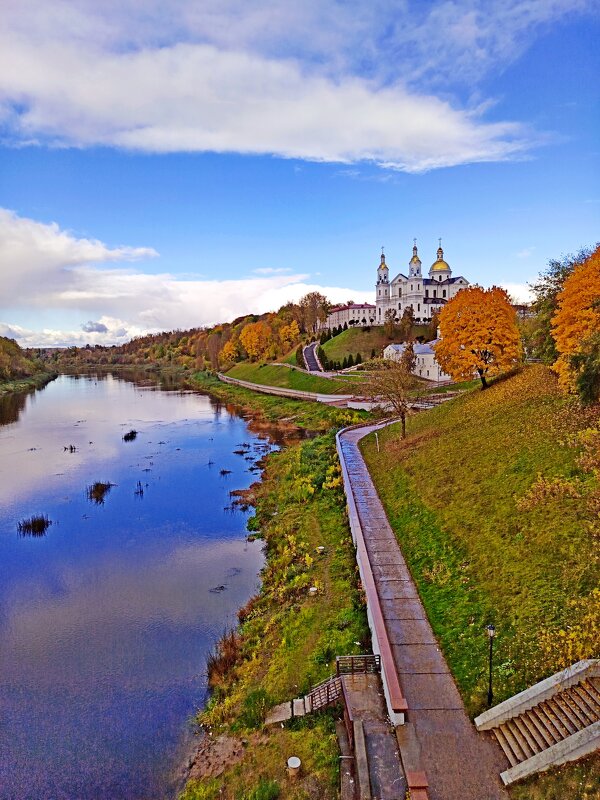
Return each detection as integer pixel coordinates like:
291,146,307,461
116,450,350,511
486,624,496,707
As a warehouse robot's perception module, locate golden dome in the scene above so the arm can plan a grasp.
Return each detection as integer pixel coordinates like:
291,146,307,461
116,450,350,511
431,259,450,271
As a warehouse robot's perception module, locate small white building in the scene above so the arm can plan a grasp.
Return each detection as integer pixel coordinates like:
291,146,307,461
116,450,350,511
383,340,451,383
326,302,376,329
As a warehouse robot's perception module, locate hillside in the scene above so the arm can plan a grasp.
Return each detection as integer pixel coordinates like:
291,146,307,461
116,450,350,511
321,323,432,364
361,365,599,710
224,362,353,394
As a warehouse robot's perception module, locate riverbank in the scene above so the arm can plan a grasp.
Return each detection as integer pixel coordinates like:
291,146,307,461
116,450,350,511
180,373,372,800
0,371,57,396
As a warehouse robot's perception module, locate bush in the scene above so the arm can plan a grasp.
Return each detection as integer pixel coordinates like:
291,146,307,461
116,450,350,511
295,345,305,369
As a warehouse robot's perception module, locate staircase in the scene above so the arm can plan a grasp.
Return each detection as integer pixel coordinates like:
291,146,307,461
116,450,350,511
265,674,342,724
475,660,600,786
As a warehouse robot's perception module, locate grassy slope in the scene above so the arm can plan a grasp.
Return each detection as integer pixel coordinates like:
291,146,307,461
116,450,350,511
322,327,393,362
361,364,599,797
362,365,599,703
225,362,351,395
322,324,432,363
182,375,370,800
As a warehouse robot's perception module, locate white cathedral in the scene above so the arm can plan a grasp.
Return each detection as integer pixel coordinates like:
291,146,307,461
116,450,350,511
325,241,470,329
375,240,469,323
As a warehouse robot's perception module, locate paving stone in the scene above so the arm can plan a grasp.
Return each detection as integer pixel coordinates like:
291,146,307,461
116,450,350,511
292,698,306,717
265,702,291,725
392,643,450,674
399,672,463,710
377,579,420,601
372,563,412,581
380,598,428,620
386,618,437,645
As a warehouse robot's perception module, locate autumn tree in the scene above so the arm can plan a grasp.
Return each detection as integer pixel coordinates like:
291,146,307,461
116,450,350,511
299,292,329,334
400,340,416,374
551,245,600,402
398,306,415,342
529,246,596,363
366,359,418,439
239,321,272,361
279,320,300,350
219,339,238,366
435,286,521,389
383,308,397,339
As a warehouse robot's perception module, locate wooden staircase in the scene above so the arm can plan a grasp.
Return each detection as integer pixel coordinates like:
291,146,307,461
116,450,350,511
475,660,600,786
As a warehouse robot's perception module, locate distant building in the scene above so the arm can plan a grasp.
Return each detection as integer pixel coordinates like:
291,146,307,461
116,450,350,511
326,302,376,329
383,340,452,383
375,241,469,324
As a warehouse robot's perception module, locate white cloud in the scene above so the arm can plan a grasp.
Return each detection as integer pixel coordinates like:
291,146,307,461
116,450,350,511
2,0,592,170
0,208,372,347
500,282,535,303
0,208,157,307
0,36,535,171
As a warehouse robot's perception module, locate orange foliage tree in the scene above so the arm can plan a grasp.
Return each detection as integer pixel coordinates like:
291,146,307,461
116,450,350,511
434,286,521,389
279,320,300,350
551,245,600,396
239,321,272,361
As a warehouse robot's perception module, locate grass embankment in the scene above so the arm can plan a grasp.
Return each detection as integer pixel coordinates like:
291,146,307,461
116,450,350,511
0,371,57,395
361,364,599,798
322,324,432,364
224,362,352,395
182,374,370,800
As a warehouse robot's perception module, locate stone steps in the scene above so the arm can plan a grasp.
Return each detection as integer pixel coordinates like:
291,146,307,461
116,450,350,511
483,673,600,784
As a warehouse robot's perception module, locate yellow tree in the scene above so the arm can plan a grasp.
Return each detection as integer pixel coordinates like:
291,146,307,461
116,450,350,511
219,339,238,366
239,321,272,361
434,286,521,389
551,245,600,395
279,320,300,350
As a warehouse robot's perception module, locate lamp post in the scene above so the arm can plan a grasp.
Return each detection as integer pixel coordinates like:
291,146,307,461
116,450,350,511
486,624,496,707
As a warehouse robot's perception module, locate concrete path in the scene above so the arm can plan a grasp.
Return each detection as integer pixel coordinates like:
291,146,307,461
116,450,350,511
303,341,322,372
338,424,510,800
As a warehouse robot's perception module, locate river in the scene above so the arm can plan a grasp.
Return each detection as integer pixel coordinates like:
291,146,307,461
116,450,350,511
0,373,273,800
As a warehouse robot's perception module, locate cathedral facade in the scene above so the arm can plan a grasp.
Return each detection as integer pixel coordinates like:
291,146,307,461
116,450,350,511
375,241,469,323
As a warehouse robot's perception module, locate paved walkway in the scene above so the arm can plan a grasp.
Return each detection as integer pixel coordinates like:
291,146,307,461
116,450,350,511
338,424,510,800
303,341,322,372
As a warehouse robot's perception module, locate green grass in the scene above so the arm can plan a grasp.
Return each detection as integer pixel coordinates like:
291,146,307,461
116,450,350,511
322,324,432,363
361,364,599,711
181,414,370,799
225,362,352,395
0,371,57,395
322,327,393,363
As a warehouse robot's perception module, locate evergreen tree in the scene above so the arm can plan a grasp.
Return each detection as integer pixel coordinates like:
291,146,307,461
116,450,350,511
347,354,354,368
356,353,362,364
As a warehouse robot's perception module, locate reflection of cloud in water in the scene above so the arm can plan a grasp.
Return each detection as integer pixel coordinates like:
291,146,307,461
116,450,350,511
2,538,264,690
0,375,220,505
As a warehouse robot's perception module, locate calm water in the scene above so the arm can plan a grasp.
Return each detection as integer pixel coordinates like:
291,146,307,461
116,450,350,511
0,374,272,800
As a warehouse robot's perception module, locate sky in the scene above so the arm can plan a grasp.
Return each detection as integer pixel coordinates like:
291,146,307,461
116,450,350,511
0,0,599,347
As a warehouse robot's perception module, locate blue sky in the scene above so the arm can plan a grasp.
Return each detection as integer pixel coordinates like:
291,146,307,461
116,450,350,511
0,0,598,346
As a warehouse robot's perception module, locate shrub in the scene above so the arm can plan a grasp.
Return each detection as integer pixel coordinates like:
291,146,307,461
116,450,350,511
295,345,305,369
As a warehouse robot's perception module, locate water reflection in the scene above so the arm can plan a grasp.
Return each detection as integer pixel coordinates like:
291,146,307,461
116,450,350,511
0,374,270,799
